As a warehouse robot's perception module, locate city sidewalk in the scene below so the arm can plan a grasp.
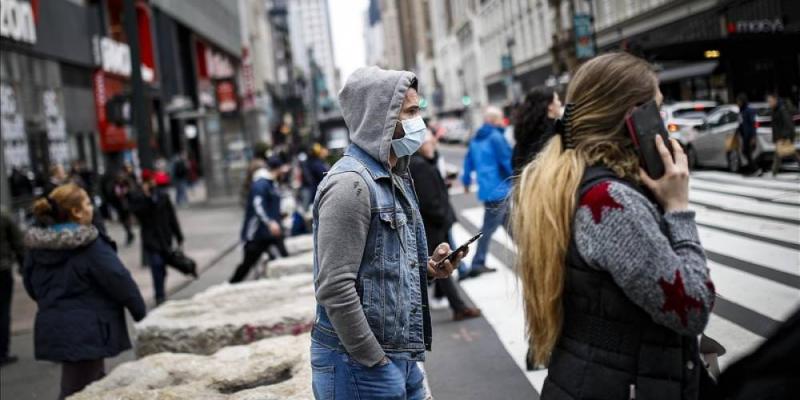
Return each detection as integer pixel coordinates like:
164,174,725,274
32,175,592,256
1,190,245,400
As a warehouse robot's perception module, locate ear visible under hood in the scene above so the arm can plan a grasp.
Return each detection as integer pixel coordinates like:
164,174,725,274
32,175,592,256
25,224,99,251
338,66,417,169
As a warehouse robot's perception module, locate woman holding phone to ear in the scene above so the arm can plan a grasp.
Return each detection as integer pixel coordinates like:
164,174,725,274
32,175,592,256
512,53,715,400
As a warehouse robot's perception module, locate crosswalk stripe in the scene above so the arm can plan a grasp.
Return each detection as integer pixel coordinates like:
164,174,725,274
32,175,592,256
709,260,800,322
698,225,800,278
704,314,764,370
451,223,547,394
690,180,800,205
693,171,800,192
690,190,800,224
689,203,799,248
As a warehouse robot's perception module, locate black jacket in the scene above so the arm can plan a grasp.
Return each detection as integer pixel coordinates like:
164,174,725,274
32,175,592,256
771,101,795,142
129,188,183,253
409,154,456,254
541,167,704,400
23,225,146,362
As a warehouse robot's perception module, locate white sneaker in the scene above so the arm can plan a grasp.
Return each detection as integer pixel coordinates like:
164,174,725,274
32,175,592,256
429,297,449,310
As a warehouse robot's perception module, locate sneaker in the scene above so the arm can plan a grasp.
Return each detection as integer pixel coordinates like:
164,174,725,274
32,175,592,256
453,307,482,321
429,297,449,310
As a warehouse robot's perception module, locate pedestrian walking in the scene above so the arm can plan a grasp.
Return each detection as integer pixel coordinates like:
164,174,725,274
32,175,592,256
512,87,562,176
229,157,285,283
410,130,481,321
766,93,800,176
310,66,466,399
461,106,513,278
23,183,146,399
300,143,330,209
736,93,758,175
0,210,25,367
129,171,184,305
172,152,190,206
512,53,716,399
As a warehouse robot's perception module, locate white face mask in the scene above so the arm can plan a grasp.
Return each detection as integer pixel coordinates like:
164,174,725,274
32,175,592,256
391,116,426,157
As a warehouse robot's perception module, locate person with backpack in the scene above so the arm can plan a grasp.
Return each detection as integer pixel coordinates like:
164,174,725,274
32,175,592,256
513,53,716,399
24,183,146,398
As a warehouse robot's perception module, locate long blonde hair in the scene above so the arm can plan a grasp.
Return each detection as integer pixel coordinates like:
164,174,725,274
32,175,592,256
512,53,658,364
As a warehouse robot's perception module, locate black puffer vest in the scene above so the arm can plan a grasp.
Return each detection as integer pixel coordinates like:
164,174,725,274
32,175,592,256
541,167,702,400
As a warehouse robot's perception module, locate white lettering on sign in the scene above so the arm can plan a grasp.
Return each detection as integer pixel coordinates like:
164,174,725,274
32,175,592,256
93,36,155,82
206,48,234,79
734,19,784,33
0,0,37,44
1,84,30,169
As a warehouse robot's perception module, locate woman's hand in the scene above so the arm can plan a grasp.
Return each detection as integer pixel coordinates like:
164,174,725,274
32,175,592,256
639,136,690,212
427,243,467,279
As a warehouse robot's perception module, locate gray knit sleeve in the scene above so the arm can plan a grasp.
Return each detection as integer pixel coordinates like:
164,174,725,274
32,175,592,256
573,181,714,336
315,172,385,366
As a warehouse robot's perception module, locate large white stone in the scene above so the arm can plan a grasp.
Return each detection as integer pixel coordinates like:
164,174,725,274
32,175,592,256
135,274,316,357
266,251,313,278
69,334,312,400
285,234,313,255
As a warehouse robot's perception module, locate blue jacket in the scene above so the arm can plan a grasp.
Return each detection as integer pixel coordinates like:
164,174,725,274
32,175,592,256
462,123,514,202
312,144,432,361
241,169,282,242
23,224,146,362
739,105,756,140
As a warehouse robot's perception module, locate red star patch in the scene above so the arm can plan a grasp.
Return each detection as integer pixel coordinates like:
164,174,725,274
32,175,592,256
658,270,703,327
580,181,624,223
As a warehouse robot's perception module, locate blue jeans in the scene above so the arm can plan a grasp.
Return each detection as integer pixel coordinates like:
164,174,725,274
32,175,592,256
471,200,509,269
310,340,426,400
174,179,189,206
146,251,167,304
448,230,470,278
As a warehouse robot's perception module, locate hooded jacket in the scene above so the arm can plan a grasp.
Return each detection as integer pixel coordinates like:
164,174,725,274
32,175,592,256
241,168,282,242
312,66,431,367
23,223,146,362
462,123,514,202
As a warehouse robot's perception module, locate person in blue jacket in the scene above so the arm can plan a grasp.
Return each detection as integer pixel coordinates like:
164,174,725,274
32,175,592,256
462,106,513,278
230,157,285,283
23,183,146,399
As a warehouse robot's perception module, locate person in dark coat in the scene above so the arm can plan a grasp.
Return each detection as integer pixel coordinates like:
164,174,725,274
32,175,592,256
23,183,146,399
766,93,800,176
0,210,25,367
736,93,758,175
303,143,330,206
229,157,284,283
129,170,184,304
512,87,562,176
409,130,481,321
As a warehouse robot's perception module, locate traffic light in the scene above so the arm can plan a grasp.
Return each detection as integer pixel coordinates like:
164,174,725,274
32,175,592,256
462,95,472,107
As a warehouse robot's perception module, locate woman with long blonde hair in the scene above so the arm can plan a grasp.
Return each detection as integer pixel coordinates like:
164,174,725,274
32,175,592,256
513,53,716,399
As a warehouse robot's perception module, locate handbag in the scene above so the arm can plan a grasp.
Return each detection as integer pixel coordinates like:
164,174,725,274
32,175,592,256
724,134,740,152
775,138,795,158
165,249,198,278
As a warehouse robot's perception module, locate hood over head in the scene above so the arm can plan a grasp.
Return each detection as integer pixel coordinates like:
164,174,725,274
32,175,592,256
339,66,417,170
25,223,99,266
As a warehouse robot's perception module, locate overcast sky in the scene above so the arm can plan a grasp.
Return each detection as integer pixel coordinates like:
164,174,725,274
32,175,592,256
328,0,369,91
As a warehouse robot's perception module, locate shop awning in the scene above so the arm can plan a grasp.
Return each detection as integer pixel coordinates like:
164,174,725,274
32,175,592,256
658,61,718,83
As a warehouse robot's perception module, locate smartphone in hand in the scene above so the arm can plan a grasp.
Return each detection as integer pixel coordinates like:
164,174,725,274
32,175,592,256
435,232,483,269
625,100,673,179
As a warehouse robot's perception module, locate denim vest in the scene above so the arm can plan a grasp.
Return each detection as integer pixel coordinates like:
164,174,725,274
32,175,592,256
311,144,431,361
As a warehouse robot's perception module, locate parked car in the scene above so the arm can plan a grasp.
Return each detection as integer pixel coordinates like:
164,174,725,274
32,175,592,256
661,101,718,134
680,104,800,172
437,117,470,144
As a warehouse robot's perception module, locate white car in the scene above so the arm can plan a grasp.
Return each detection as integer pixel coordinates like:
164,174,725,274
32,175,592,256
661,101,718,135
437,118,470,144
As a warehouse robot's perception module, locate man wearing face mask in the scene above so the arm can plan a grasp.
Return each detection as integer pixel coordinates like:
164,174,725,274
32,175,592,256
310,66,465,399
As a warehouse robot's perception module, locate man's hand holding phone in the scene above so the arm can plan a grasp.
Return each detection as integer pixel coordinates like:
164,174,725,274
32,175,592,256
427,243,467,279
639,135,690,213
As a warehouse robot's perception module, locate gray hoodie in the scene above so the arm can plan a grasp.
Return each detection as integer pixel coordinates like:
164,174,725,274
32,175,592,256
314,66,417,366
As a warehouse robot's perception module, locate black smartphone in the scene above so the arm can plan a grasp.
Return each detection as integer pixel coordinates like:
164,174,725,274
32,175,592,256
625,100,673,179
436,232,483,269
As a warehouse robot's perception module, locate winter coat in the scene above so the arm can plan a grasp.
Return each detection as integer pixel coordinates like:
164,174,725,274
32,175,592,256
240,169,282,242
23,223,146,362
771,100,796,142
738,105,757,141
129,188,183,253
409,153,456,253
462,123,514,202
1,212,25,273
304,157,329,194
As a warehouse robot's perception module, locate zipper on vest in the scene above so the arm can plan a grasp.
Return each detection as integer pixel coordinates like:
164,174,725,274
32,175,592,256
629,384,636,399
